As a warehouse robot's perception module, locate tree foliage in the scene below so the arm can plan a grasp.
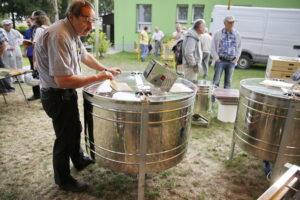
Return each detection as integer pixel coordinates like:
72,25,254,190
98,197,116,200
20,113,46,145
0,0,115,27
99,0,114,16
87,30,111,57
0,0,52,27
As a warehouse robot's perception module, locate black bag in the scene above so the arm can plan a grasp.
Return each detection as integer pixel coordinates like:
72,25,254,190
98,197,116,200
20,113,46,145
172,40,183,65
148,44,153,53
32,70,39,79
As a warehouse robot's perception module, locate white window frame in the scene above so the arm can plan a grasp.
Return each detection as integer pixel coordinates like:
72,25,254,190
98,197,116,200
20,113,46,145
176,5,188,23
192,5,205,23
136,4,152,32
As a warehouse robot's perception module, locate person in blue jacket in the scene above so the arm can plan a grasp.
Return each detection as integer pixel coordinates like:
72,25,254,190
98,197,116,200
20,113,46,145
24,17,40,100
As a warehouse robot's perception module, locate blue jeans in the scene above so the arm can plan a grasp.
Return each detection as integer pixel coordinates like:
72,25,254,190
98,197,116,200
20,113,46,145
140,44,148,61
154,41,162,57
213,61,236,89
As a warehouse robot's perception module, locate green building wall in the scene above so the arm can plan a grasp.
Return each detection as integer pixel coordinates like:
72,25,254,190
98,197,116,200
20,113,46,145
114,0,300,52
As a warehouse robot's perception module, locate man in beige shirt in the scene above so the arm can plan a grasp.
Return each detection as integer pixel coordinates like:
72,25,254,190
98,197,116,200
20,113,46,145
35,0,121,192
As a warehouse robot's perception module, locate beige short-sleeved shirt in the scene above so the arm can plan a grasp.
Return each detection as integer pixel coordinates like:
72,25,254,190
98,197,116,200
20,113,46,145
35,18,87,88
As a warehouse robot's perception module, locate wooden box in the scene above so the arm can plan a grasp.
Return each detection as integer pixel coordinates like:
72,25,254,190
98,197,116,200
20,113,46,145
265,56,300,80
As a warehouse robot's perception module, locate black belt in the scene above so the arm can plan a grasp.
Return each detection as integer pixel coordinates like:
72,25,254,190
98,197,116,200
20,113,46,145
41,87,74,92
219,56,235,62
41,87,76,100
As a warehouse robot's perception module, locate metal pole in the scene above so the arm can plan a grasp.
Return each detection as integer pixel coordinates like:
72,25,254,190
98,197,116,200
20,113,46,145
0,79,7,104
94,0,100,60
15,76,29,105
122,36,124,52
138,95,149,200
228,131,236,160
271,98,299,183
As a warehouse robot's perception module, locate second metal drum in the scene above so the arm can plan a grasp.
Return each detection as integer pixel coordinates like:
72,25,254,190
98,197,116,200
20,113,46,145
234,78,300,164
192,80,214,126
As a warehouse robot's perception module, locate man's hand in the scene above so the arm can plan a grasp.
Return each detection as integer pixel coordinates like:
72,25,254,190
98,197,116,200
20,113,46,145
215,59,221,63
108,67,122,76
232,58,238,64
96,71,114,82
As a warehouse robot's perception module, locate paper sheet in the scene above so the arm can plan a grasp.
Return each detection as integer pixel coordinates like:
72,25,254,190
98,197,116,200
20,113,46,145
96,80,112,93
261,79,300,89
169,83,193,93
110,80,133,92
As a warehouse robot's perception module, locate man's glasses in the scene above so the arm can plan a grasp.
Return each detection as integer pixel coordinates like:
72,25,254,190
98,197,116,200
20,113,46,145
79,14,98,23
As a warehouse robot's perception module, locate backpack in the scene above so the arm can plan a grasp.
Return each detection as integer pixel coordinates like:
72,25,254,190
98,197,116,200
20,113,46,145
172,40,183,65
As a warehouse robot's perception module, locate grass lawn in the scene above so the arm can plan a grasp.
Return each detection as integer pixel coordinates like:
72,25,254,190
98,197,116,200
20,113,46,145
1,52,268,200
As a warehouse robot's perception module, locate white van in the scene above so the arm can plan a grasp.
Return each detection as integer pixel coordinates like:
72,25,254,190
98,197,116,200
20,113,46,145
209,5,300,69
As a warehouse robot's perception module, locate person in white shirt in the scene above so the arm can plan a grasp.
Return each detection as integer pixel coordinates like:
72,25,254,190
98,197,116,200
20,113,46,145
26,12,51,101
152,27,164,57
2,19,24,81
33,15,51,44
172,24,185,45
200,28,212,78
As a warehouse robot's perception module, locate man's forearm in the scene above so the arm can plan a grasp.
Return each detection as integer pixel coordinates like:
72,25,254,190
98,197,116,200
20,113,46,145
0,41,7,56
54,74,99,89
82,53,107,71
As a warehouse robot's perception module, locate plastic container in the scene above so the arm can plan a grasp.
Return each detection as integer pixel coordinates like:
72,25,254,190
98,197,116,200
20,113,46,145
217,101,238,123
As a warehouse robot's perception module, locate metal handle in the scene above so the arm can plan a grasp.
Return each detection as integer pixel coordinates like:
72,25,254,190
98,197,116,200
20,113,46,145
289,80,300,98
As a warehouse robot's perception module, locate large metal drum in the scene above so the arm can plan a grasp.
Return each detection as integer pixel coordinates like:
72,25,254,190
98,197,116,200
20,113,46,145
234,78,300,164
83,71,197,173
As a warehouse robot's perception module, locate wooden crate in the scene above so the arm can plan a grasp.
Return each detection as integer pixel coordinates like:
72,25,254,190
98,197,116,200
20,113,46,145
265,56,300,80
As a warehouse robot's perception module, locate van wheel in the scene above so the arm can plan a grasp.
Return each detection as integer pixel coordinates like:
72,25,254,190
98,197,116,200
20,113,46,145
237,55,251,69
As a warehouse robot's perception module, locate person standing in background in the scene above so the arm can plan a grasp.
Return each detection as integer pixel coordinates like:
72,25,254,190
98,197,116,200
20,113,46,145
24,17,39,100
200,28,212,79
139,26,149,62
32,15,51,44
182,19,206,82
2,19,24,82
173,24,184,45
25,11,50,101
211,16,241,89
152,27,164,58
0,27,15,94
24,18,34,69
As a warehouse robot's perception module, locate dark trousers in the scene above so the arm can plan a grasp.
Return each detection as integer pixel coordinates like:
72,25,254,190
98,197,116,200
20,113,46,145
41,88,85,185
28,56,40,97
0,57,15,93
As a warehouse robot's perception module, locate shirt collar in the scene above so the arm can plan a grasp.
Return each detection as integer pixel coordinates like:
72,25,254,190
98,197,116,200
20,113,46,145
64,17,79,39
222,28,233,34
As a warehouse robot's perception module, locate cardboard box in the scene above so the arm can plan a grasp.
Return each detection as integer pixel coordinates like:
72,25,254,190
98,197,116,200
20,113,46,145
265,56,300,80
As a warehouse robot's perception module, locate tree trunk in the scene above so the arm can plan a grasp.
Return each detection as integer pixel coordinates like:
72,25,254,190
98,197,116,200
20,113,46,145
11,12,16,29
50,0,59,22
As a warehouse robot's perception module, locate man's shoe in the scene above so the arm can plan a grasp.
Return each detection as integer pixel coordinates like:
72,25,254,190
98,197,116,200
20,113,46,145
27,95,40,101
59,177,88,192
76,157,95,171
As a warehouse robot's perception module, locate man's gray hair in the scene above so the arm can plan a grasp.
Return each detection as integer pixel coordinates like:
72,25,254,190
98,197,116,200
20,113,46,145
65,0,94,18
193,19,205,30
